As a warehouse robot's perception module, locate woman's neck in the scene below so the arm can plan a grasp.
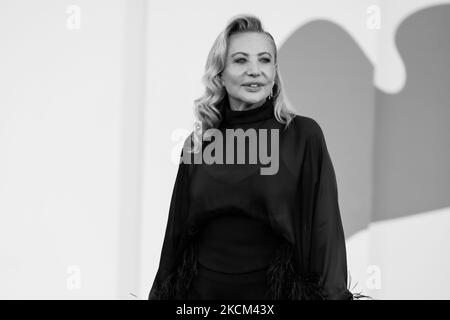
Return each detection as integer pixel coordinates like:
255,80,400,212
228,97,266,112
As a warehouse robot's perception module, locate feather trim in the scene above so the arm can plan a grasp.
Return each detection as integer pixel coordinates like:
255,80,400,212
265,241,325,299
265,240,296,299
346,273,373,300
149,239,198,300
150,237,371,300
265,241,371,300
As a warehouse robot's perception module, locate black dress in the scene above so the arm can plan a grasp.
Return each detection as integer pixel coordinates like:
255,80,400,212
149,96,358,300
188,211,285,300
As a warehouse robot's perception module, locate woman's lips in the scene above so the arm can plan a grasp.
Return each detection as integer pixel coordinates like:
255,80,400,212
242,84,264,92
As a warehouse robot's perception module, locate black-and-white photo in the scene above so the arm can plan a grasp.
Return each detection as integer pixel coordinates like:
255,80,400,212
1,0,449,304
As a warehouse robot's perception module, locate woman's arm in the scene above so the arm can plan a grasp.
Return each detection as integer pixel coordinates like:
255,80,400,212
303,121,366,300
148,144,191,300
308,127,352,299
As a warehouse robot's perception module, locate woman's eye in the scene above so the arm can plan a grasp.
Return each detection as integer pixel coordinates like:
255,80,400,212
234,58,271,63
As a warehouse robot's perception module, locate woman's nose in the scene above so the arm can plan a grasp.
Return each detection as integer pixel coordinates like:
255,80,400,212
247,60,261,75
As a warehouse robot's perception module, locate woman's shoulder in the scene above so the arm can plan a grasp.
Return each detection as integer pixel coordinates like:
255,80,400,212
289,114,325,141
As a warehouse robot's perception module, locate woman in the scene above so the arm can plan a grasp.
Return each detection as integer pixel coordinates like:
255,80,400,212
149,14,363,300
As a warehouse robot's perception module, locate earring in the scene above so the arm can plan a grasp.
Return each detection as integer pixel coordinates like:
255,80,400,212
268,82,275,100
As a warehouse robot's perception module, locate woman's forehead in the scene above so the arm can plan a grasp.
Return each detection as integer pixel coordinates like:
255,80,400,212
227,32,275,56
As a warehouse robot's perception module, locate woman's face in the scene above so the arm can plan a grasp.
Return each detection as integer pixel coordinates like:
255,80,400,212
221,32,276,110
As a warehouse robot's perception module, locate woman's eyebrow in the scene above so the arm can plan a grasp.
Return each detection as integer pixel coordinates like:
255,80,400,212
231,52,272,58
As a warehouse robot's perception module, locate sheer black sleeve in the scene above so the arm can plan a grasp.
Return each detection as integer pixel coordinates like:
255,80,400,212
148,147,191,300
306,124,354,300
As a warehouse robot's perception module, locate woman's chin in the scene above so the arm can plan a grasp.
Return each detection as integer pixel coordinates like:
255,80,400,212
239,94,266,105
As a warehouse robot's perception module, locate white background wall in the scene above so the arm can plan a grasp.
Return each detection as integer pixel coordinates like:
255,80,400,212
1,0,449,299
0,0,145,299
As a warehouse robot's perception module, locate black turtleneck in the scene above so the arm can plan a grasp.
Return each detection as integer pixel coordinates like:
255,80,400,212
193,96,285,274
220,95,275,126
150,94,355,299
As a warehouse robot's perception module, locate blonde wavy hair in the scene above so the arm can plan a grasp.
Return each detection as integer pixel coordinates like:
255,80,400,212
188,14,296,153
